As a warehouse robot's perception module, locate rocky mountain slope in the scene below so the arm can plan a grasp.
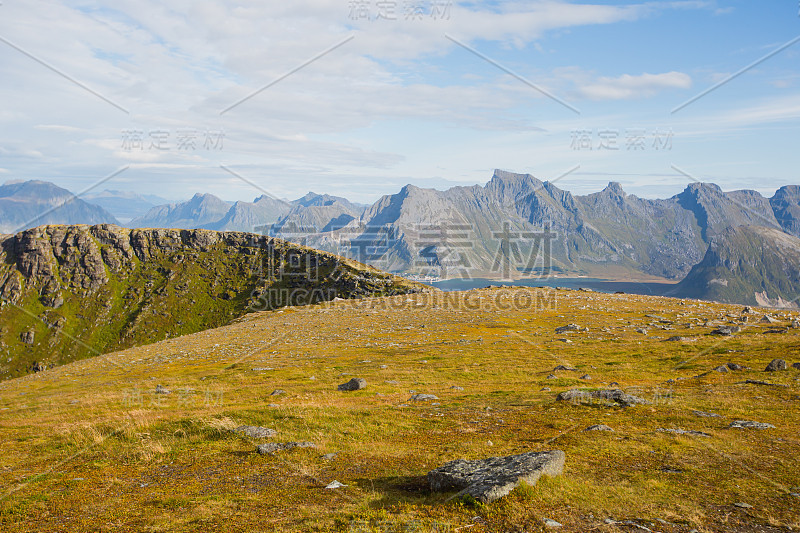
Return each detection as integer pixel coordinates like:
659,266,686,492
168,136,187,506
0,180,119,233
300,171,787,282
673,225,800,307
0,224,425,379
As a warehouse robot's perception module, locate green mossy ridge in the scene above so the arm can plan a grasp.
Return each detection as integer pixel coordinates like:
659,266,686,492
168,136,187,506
0,224,426,379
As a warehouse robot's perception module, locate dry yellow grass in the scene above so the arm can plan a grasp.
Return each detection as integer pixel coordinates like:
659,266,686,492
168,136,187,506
0,287,798,532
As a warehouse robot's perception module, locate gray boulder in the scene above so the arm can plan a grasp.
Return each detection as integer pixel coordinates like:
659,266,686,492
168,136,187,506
428,450,565,503
410,393,439,401
338,378,367,391
765,359,787,371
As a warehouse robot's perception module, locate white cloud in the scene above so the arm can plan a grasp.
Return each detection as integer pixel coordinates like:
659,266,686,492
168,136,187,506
578,71,692,100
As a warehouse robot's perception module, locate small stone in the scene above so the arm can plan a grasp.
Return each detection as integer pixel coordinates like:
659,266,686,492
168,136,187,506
234,426,277,439
155,384,170,395
792,362,800,370
269,389,286,396
338,378,367,391
713,365,728,373
579,374,591,380
733,502,753,509
765,359,787,372
692,410,722,418
450,386,464,391
543,518,563,528
257,441,316,455
584,424,614,432
553,365,575,371
540,387,551,391
729,420,775,429
546,374,557,379
727,362,743,371
384,380,399,385
379,365,388,369
759,315,779,324
657,428,711,437
410,393,439,402
555,324,581,334
325,480,347,489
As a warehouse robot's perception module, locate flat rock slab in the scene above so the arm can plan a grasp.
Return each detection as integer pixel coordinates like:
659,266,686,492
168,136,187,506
657,428,711,437
729,420,775,429
428,450,565,503
556,388,650,406
257,441,316,455
234,425,277,439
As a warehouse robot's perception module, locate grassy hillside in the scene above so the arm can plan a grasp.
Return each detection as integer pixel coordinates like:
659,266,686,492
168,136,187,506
0,225,426,380
0,287,798,531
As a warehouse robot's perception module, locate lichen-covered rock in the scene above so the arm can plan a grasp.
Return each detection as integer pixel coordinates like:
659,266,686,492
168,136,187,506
764,359,787,371
234,426,277,439
428,450,565,503
256,441,316,455
338,378,366,391
556,388,650,406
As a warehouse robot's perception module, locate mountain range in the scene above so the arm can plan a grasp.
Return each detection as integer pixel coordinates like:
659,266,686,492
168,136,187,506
2,172,799,306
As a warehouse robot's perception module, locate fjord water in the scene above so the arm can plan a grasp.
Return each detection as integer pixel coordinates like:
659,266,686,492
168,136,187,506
428,277,676,296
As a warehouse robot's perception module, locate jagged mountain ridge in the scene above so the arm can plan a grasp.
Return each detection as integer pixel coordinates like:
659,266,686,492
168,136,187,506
0,224,425,379
299,170,791,281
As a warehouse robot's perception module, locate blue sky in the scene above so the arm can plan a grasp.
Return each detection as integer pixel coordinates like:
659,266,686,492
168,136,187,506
0,1,798,203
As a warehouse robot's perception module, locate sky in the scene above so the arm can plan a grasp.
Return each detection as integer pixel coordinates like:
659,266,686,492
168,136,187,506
0,0,798,204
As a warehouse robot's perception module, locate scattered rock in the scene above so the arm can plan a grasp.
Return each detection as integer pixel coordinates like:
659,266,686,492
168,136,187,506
269,389,286,396
584,424,614,432
742,306,752,314
665,336,685,342
546,374,557,380
657,428,711,437
692,410,722,418
155,384,170,395
765,359,787,372
555,324,581,334
556,388,650,406
234,426,276,439
727,362,744,371
410,393,439,402
711,325,740,336
450,386,464,391
325,480,347,489
20,331,34,345
256,441,316,455
31,361,46,373
733,502,753,509
543,518,563,528
427,450,565,503
635,328,648,334
540,387,551,391
553,365,576,371
579,374,591,380
729,420,775,429
759,315,779,324
338,378,367,391
712,365,728,373
792,362,800,370
321,452,339,461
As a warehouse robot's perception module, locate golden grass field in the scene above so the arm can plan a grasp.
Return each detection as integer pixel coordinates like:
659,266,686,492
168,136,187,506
0,287,798,532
